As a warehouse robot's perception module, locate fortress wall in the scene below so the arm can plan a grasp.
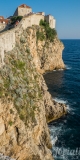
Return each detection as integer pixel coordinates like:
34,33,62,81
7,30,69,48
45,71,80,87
14,7,32,17
0,15,43,66
0,16,32,66
31,14,44,26
0,29,15,66
45,15,56,28
1,31,15,52
49,16,56,29
0,23,6,31
18,8,32,16
20,16,32,29
0,14,54,67
52,18,56,29
20,14,44,30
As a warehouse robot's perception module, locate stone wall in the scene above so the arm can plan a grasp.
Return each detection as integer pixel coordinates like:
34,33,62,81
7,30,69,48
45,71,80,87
13,7,32,16
18,7,32,16
0,23,6,31
20,16,32,29
0,29,15,66
0,16,32,66
20,14,44,29
45,15,56,28
0,14,44,67
0,13,55,67
31,14,44,26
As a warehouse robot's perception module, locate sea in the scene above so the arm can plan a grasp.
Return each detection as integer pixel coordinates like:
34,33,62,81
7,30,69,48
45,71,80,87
44,40,80,160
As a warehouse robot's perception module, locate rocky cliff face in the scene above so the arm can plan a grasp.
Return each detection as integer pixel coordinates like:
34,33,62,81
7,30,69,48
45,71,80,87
22,26,65,74
0,26,67,160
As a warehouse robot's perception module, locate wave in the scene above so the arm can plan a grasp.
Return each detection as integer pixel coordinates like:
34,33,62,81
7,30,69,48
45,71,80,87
49,40,80,160
49,123,72,159
52,146,80,160
65,65,72,70
49,125,63,146
51,136,58,145
54,98,76,114
50,124,80,159
53,70,56,72
53,69,64,72
54,97,67,104
58,69,64,71
53,66,71,72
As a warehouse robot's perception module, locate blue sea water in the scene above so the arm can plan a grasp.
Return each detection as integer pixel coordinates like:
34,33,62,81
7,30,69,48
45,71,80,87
44,40,80,160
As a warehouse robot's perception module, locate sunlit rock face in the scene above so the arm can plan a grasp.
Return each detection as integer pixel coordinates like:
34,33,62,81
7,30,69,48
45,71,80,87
25,26,65,74
0,26,66,160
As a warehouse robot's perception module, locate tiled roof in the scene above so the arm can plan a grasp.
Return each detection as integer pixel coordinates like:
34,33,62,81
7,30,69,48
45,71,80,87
0,16,4,19
0,19,9,24
19,4,31,9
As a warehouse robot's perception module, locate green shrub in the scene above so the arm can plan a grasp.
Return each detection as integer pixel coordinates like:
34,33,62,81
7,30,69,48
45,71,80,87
0,88,3,97
14,60,25,70
19,113,25,121
26,48,30,53
11,16,23,24
9,121,13,126
39,19,49,28
36,31,45,41
46,27,57,42
39,19,57,42
0,45,42,125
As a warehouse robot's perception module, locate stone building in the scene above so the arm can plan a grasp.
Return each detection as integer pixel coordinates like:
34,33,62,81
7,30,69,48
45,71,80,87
0,16,10,31
45,15,56,29
13,4,32,17
13,4,56,29
13,4,56,28
0,16,9,24
0,16,4,19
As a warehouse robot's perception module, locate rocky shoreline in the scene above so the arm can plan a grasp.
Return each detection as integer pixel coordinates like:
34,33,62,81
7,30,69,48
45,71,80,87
41,77,67,124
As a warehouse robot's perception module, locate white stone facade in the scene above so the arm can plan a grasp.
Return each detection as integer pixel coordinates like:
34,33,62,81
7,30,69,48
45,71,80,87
0,5,56,67
13,4,56,29
0,30,15,66
45,15,56,28
13,4,32,17
0,23,6,31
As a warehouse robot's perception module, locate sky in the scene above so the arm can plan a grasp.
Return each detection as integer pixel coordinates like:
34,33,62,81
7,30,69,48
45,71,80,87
0,0,80,39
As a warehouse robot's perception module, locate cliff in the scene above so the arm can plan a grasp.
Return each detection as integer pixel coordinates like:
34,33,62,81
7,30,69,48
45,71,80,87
0,26,67,160
24,26,65,74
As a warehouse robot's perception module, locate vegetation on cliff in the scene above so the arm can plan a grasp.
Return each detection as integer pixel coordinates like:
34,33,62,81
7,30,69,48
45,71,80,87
0,25,66,160
36,19,57,42
0,41,42,125
11,16,23,24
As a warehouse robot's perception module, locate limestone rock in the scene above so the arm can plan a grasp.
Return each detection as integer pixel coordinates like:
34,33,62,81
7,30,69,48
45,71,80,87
0,117,5,135
0,26,67,160
25,26,65,74
0,123,5,135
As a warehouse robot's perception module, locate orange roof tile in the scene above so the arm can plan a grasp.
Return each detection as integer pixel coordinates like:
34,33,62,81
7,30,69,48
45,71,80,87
0,19,9,24
0,16,4,19
19,4,31,9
